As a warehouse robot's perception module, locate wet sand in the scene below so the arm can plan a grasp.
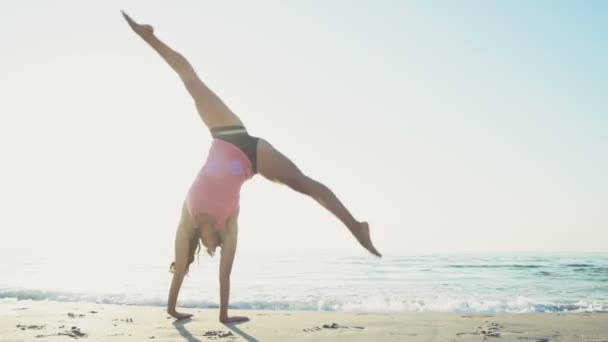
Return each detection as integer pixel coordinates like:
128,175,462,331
1,300,607,341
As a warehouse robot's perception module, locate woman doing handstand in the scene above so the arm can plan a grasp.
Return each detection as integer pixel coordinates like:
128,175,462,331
121,11,381,323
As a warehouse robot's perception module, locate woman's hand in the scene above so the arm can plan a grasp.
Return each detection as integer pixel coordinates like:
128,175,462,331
168,309,193,321
219,315,249,324
121,10,154,39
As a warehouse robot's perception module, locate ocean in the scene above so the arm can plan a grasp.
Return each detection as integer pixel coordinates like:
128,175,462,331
1,251,607,313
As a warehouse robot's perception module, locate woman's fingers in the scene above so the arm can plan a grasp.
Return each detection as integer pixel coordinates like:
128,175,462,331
169,310,193,321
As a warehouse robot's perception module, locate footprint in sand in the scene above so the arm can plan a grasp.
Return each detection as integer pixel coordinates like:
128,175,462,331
35,326,86,339
61,326,87,338
16,324,45,331
113,317,135,323
456,320,503,338
303,327,322,332
303,322,365,332
67,312,85,318
202,330,236,339
478,321,502,337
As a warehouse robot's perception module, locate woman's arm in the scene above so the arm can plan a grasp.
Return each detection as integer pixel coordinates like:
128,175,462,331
168,272,190,320
167,218,194,320
218,224,248,323
121,11,243,128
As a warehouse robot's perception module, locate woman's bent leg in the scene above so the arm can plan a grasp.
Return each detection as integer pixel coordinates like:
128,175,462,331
256,139,381,256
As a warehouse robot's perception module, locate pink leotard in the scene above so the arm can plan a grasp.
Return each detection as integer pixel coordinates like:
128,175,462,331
185,139,254,230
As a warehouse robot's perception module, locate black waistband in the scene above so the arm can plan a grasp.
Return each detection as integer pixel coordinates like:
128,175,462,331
210,125,248,137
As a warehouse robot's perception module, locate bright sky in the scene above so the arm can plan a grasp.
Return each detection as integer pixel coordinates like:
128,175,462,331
0,1,606,260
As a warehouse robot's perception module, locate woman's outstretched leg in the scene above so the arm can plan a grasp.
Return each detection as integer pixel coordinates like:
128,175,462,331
121,11,243,128
256,139,381,257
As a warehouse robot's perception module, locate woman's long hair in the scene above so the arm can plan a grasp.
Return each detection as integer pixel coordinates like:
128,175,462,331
169,234,201,274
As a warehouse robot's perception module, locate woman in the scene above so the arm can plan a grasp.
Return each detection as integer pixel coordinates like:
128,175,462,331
121,11,381,322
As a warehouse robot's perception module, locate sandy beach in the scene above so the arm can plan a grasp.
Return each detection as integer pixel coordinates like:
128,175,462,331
0,301,606,341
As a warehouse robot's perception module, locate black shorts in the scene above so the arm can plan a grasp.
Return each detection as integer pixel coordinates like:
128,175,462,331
210,125,259,173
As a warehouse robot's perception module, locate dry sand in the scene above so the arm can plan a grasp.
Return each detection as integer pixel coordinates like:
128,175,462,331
1,300,607,341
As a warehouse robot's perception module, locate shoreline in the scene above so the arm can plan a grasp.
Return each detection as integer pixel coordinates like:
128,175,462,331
2,301,608,341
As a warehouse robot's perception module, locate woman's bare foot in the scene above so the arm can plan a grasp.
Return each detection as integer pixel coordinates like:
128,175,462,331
167,309,193,321
121,11,154,38
219,316,249,324
355,222,381,257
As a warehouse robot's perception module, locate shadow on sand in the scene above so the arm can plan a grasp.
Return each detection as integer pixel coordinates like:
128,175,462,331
223,321,260,342
172,318,202,342
171,318,260,342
